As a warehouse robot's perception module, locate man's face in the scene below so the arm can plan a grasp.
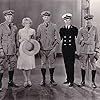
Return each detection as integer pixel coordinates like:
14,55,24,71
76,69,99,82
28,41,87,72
4,15,13,23
42,16,51,23
85,19,93,27
64,18,71,25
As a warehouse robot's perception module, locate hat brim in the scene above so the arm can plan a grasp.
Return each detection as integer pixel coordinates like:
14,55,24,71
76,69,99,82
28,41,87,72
22,39,40,56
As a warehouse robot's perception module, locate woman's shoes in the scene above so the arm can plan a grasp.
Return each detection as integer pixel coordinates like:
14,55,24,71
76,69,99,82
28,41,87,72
24,81,32,88
24,82,28,88
28,81,32,87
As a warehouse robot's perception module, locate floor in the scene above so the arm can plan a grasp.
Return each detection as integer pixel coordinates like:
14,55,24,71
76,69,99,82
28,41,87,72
0,56,100,100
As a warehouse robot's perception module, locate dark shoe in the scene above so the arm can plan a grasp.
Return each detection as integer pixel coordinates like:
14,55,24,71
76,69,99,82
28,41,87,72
63,81,69,84
78,81,85,87
50,80,57,86
69,83,74,88
8,81,19,88
92,82,97,88
0,81,2,92
40,81,45,86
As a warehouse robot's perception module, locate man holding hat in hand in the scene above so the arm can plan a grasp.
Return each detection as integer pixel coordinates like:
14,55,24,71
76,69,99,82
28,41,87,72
77,14,100,88
59,13,78,87
37,11,60,86
0,10,18,91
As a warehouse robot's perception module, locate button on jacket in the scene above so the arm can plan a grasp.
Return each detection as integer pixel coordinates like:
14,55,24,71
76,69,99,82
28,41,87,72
59,25,78,51
0,21,17,55
77,26,99,54
37,22,60,51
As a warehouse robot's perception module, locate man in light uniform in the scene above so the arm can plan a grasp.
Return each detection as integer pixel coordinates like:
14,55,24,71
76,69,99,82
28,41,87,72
77,14,100,88
0,10,19,91
37,11,60,86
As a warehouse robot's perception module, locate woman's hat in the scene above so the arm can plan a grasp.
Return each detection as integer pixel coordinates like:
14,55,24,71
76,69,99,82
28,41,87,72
22,39,40,56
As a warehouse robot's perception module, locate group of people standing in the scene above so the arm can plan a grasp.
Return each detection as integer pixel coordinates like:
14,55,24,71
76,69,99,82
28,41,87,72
60,13,100,89
0,9,99,92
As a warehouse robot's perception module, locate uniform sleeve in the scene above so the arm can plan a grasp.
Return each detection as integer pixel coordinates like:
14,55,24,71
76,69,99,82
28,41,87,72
94,28,100,53
75,27,78,38
54,24,60,45
36,25,43,50
36,25,41,42
14,25,19,48
49,24,60,50
0,26,3,49
31,29,36,39
77,28,83,45
59,28,63,40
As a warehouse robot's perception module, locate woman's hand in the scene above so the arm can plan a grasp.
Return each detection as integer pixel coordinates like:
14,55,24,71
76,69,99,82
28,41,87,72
19,38,27,42
0,49,5,58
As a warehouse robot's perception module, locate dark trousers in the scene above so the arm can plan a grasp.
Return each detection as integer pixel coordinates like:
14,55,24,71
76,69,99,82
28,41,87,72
62,47,75,83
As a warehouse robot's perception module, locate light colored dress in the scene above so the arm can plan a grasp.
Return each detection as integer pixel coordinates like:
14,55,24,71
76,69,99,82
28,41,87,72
17,28,36,70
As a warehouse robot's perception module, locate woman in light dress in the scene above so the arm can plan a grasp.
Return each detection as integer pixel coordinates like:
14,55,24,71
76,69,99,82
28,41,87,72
17,18,36,87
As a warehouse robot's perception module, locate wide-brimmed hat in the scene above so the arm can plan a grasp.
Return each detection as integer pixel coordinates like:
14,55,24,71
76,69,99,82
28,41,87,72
22,39,40,56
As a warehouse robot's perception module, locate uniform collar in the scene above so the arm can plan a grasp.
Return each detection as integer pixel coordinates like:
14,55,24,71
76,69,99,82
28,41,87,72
3,21,13,33
64,25,72,29
43,22,51,27
84,25,94,33
4,21,11,26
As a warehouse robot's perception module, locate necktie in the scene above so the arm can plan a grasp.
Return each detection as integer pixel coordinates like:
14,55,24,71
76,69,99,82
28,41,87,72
9,24,11,30
87,27,90,31
65,25,69,29
45,23,48,28
67,26,68,29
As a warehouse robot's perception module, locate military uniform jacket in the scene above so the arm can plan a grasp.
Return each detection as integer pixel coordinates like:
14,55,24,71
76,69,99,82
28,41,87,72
59,25,78,52
77,26,100,54
37,22,60,51
0,21,17,55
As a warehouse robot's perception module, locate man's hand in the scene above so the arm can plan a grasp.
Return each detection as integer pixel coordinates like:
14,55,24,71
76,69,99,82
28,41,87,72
80,41,85,46
16,51,20,57
48,46,57,57
94,52,100,61
75,51,80,60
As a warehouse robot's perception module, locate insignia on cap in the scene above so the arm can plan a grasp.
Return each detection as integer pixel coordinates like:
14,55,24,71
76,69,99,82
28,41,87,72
62,13,72,19
41,11,51,16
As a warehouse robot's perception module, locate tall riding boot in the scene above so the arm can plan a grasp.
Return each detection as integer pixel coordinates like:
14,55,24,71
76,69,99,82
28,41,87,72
49,68,57,86
8,70,19,87
92,70,97,88
0,73,3,91
79,69,86,86
40,68,46,86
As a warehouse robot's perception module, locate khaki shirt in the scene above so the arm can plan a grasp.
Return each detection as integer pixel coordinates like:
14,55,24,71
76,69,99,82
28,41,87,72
77,26,100,54
37,22,60,50
0,21,17,55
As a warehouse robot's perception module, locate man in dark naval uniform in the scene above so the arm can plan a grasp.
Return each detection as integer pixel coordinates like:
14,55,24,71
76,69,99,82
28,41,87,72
59,13,78,87
0,10,19,91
